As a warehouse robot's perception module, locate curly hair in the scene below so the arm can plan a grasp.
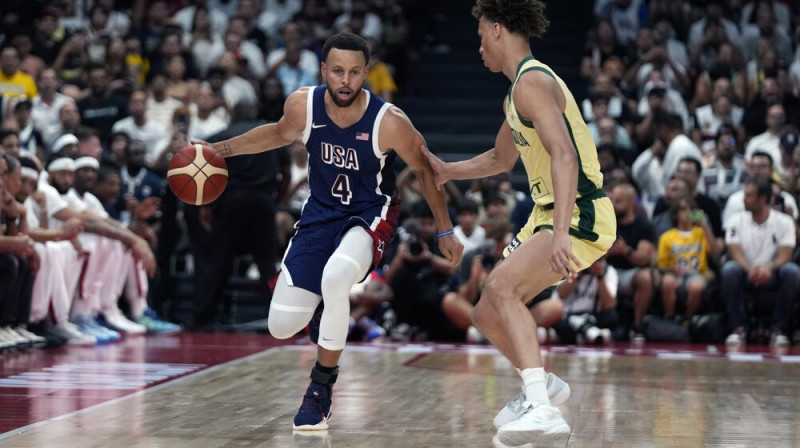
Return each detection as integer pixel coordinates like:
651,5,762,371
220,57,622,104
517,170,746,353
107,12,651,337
472,0,550,38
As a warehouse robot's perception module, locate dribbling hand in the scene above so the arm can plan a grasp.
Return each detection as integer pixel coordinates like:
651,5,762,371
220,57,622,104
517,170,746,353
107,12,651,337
438,234,464,267
420,145,448,191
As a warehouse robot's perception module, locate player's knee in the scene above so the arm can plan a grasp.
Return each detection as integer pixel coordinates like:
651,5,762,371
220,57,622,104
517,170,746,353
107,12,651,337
321,260,361,301
267,311,305,339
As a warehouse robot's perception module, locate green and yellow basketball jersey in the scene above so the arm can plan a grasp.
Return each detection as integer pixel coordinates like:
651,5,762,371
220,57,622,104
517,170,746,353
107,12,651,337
504,57,603,206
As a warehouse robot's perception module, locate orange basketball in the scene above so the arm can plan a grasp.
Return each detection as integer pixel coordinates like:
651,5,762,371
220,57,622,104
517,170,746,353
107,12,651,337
167,144,229,205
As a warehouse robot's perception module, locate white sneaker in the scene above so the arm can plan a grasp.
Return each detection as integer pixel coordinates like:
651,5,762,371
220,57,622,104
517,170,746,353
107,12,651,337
15,325,47,346
102,311,147,335
496,401,571,445
492,373,571,429
54,322,97,345
770,333,789,347
726,328,745,346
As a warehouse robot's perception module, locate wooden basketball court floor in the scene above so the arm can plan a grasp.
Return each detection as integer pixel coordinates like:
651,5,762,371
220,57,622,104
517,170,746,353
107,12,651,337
0,333,799,448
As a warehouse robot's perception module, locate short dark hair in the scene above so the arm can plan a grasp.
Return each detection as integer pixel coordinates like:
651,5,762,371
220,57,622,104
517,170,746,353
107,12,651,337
0,128,19,141
747,179,773,202
457,198,480,215
322,32,369,64
751,150,774,167
97,165,120,183
654,111,683,130
678,157,702,175
18,155,38,172
715,123,736,142
472,0,550,38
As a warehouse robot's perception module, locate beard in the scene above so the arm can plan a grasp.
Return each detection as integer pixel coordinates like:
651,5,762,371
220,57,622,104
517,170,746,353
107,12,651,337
327,84,362,108
51,181,70,195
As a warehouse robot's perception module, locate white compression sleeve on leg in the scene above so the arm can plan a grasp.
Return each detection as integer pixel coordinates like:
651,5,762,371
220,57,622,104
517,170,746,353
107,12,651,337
317,227,374,351
268,272,322,339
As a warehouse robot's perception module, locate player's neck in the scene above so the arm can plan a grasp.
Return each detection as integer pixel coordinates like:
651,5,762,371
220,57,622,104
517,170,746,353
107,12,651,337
502,43,534,81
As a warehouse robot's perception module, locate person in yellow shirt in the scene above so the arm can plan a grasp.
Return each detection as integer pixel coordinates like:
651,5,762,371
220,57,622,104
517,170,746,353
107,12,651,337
365,39,398,102
657,196,719,323
0,47,38,100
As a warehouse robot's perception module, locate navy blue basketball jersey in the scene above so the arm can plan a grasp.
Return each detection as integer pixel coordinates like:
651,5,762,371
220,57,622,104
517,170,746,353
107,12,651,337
297,86,398,227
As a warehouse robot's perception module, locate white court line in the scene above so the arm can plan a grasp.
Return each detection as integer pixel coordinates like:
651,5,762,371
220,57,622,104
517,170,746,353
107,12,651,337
0,345,287,441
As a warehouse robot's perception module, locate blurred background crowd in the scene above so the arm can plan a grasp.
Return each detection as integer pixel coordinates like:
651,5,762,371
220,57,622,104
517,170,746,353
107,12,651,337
0,0,799,352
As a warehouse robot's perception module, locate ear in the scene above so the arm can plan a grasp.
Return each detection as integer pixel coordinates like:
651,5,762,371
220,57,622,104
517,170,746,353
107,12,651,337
492,22,503,39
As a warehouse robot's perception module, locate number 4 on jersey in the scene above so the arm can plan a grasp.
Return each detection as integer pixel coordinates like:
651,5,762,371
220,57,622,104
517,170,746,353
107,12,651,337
332,174,352,205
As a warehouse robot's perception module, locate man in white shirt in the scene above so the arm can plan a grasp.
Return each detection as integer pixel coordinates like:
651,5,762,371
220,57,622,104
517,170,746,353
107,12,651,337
744,103,785,173
216,51,258,110
266,21,320,79
722,180,799,347
453,199,486,254
31,68,75,145
111,89,170,167
722,151,797,228
145,73,183,134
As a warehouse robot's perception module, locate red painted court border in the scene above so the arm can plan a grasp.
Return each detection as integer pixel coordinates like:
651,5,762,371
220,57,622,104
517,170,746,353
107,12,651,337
0,332,297,437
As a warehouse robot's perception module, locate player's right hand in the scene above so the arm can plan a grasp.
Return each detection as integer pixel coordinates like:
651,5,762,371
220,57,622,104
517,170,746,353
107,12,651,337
420,145,448,190
438,234,463,267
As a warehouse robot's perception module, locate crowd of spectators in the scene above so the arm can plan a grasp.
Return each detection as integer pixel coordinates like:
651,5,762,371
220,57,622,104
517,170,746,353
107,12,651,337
2,0,799,353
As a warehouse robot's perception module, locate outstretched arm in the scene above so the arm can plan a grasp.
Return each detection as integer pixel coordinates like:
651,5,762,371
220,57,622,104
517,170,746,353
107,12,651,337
381,107,463,266
208,88,309,158
422,119,519,187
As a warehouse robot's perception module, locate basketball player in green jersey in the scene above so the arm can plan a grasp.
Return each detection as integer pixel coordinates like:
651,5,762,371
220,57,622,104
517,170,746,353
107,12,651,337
423,1,616,445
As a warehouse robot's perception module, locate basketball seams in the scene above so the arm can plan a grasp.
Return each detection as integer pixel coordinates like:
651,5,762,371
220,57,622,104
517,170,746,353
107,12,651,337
168,144,228,205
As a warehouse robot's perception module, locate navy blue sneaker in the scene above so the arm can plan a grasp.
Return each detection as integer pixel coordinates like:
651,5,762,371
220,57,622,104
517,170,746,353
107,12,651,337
292,381,332,430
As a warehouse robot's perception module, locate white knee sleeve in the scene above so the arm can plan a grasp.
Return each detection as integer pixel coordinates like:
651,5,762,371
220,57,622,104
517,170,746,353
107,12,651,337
268,272,321,339
318,228,373,351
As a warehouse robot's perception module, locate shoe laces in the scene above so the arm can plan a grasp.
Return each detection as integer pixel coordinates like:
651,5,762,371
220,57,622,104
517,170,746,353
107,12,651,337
298,383,329,414
507,392,525,412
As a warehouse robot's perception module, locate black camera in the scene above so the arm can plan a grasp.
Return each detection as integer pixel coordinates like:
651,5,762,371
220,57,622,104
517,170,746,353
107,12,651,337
481,255,496,270
408,236,425,256
400,219,426,257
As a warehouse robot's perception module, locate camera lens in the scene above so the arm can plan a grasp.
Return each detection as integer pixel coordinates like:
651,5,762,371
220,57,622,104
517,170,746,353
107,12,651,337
409,241,424,256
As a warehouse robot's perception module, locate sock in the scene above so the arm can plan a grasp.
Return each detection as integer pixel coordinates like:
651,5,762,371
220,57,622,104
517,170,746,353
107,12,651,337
520,367,551,405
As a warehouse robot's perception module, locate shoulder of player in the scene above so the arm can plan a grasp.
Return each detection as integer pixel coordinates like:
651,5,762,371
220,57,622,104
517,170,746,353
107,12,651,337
281,87,313,127
512,70,558,116
379,105,415,136
284,87,314,113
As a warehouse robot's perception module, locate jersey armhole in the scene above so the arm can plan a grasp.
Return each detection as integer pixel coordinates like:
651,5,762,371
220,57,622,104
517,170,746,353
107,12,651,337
301,86,316,144
372,102,393,159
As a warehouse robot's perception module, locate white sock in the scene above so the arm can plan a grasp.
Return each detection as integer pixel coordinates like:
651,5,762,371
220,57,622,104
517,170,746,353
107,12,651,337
520,367,551,405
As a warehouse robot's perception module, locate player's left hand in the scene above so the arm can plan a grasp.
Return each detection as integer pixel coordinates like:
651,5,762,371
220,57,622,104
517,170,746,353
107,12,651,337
438,234,463,267
550,232,581,282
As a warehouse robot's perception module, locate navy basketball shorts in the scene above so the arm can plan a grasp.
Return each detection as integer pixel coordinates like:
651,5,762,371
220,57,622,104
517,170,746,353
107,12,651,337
280,210,398,296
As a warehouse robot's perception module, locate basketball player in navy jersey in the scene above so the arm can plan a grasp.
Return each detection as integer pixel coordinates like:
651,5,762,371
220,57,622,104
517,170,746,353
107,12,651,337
198,33,463,431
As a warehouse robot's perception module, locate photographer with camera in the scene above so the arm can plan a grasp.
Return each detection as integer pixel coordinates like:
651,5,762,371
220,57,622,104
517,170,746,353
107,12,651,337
549,257,617,345
383,200,458,341
442,218,564,343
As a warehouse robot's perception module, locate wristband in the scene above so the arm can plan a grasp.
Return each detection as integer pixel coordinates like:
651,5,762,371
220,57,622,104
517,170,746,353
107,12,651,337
437,230,454,238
